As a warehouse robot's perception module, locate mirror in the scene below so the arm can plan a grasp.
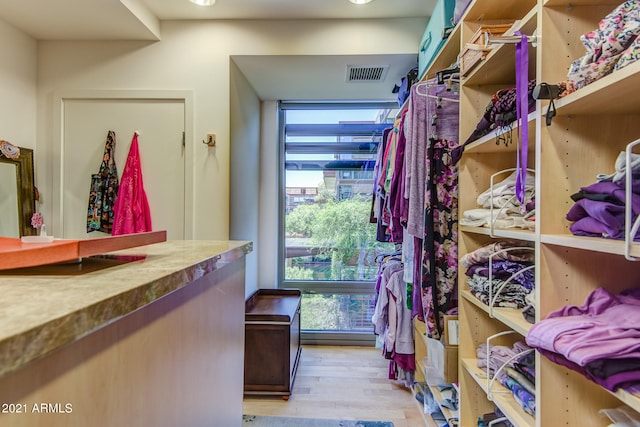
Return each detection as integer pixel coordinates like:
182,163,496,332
0,164,20,236
0,147,36,237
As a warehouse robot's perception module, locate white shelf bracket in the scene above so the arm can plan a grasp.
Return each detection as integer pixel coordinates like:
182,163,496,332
484,331,516,400
485,335,534,402
488,246,535,318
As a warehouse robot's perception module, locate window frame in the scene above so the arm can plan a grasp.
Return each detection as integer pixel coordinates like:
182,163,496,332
276,100,397,344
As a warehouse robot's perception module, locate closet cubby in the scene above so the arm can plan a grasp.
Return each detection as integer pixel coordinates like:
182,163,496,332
461,6,537,87
537,246,640,425
539,114,640,241
459,296,535,427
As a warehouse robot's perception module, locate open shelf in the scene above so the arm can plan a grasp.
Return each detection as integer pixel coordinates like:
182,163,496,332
458,0,640,425
460,289,532,336
414,318,459,426
461,358,535,427
459,225,536,242
553,60,640,116
463,6,538,86
411,385,435,427
541,233,640,258
428,383,459,425
611,389,640,414
464,112,537,154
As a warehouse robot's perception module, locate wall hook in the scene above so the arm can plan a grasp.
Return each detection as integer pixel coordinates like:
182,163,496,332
203,133,216,147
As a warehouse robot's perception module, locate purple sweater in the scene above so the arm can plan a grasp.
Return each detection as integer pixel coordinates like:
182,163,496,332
526,287,640,366
567,181,640,239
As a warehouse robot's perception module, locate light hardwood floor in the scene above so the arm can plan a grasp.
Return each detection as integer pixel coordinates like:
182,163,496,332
242,345,436,427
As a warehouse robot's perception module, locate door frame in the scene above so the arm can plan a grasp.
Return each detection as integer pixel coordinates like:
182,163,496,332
52,90,194,239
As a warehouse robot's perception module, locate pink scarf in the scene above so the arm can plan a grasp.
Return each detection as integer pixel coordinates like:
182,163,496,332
111,133,152,235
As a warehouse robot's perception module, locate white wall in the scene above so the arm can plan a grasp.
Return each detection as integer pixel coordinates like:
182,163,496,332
258,101,279,289
31,18,423,296
0,19,37,150
229,60,260,295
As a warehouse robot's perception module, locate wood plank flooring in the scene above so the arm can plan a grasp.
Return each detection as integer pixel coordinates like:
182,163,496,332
242,345,436,427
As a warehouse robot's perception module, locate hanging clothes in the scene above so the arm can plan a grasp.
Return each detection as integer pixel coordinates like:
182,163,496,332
371,255,415,388
87,130,119,233
404,82,429,239
370,75,461,339
421,138,459,338
111,132,152,235
416,78,460,339
370,127,392,242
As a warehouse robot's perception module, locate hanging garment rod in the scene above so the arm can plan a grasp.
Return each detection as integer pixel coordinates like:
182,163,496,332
413,84,460,103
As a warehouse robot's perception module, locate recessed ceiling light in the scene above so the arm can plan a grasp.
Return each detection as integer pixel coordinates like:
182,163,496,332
189,0,215,6
348,0,374,4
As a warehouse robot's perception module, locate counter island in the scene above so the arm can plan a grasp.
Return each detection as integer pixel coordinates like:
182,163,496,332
0,240,252,427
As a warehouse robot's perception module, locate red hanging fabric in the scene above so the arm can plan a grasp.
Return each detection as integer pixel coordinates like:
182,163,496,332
111,132,152,235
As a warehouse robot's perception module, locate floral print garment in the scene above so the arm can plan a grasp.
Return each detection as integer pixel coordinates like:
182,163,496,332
460,240,535,269
567,0,640,89
87,131,119,233
421,138,459,339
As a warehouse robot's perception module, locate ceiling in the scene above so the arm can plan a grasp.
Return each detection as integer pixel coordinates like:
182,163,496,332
0,0,433,101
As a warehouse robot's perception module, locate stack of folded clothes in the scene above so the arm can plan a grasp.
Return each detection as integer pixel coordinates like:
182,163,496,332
526,287,640,392
460,241,535,309
477,342,536,416
460,170,535,230
567,0,640,91
567,151,640,240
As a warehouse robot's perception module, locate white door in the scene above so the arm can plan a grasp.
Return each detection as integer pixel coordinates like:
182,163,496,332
61,98,185,240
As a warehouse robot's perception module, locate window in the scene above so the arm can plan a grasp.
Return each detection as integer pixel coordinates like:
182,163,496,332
278,102,398,342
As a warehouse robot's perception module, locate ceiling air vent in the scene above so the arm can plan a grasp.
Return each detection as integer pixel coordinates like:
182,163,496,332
346,65,389,82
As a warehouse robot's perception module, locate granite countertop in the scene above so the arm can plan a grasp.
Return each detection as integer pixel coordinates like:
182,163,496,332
0,239,252,379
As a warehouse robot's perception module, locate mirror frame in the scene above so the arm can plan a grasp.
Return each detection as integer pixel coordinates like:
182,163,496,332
0,147,36,237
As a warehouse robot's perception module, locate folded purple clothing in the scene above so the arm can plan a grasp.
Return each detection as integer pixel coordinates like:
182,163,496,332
526,287,640,367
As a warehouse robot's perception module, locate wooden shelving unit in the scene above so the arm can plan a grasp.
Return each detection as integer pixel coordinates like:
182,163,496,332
536,1,640,425
455,0,640,425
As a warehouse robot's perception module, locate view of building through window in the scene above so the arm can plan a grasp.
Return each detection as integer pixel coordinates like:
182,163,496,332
280,103,398,334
